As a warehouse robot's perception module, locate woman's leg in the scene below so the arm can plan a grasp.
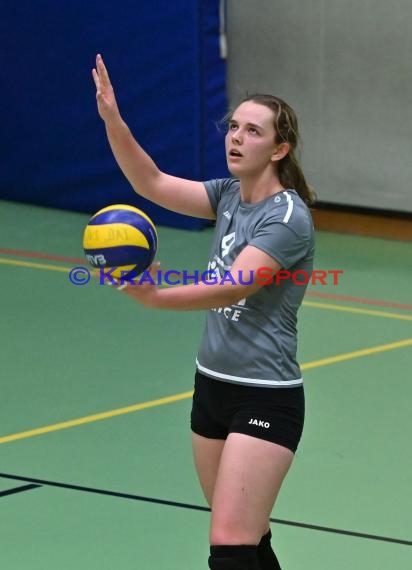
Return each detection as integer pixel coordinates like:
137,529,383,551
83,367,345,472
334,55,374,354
191,431,225,506
209,432,293,568
190,373,301,569
192,432,284,570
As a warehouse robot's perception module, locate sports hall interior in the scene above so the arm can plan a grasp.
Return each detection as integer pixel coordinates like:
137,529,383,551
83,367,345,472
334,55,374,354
1,2,411,568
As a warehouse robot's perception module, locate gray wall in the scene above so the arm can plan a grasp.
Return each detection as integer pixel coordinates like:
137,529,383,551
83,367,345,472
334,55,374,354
226,0,412,213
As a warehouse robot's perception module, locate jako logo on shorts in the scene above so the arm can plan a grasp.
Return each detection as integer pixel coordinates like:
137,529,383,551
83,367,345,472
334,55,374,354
248,418,270,428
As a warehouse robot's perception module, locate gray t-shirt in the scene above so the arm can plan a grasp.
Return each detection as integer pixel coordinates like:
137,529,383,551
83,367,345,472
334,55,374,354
196,178,315,388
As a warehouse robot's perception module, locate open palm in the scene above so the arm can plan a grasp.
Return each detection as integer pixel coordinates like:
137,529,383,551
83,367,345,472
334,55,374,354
92,54,120,123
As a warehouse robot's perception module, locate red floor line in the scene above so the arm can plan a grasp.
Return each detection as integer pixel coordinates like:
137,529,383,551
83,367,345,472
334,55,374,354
1,247,411,311
0,247,85,265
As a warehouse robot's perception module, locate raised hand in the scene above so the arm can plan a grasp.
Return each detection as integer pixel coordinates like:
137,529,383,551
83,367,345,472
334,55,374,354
92,54,121,125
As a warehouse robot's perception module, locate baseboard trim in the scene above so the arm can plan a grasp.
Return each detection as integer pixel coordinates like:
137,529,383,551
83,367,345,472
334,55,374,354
311,203,412,241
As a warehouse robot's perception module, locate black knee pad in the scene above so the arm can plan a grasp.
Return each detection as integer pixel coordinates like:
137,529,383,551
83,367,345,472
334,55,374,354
208,545,260,570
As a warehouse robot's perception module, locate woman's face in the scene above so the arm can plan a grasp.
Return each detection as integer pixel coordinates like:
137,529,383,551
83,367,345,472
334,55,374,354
225,101,278,178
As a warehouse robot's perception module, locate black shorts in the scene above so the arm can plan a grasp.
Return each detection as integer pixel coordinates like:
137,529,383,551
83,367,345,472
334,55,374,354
190,370,305,453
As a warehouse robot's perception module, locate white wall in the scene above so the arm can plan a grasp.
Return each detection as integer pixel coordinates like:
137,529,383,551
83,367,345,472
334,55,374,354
226,0,412,212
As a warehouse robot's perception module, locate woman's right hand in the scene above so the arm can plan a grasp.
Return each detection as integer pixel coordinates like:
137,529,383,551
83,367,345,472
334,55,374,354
92,54,121,125
90,53,214,220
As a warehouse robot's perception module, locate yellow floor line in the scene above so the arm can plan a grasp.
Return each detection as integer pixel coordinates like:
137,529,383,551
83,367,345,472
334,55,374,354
0,258,71,272
301,337,412,370
302,300,412,321
1,337,411,445
1,256,411,444
0,391,194,444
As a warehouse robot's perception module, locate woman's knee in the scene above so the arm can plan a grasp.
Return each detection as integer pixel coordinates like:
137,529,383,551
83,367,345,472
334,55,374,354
209,519,262,546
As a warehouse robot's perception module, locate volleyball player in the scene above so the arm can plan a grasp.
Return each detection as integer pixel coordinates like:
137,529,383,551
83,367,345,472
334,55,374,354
93,53,315,570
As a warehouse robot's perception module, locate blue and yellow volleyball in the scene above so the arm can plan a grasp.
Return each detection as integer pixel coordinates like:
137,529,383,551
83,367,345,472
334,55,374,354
83,204,158,278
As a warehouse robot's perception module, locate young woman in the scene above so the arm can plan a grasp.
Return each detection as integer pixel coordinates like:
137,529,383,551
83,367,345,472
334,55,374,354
93,54,315,570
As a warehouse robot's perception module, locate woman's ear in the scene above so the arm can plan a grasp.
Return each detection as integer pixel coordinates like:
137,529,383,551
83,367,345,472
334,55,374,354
271,142,290,162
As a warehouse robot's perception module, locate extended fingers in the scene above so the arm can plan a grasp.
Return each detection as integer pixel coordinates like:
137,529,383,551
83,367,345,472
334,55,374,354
104,278,124,289
96,53,111,86
149,261,161,274
91,67,100,90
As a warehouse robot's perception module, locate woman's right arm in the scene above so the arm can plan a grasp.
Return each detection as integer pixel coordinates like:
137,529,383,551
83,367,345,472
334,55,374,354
92,54,215,220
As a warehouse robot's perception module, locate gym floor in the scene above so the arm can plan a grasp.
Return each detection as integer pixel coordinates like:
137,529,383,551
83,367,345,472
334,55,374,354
1,200,411,569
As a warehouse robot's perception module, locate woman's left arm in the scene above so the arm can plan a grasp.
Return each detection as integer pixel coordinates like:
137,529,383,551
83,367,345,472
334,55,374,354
120,246,281,310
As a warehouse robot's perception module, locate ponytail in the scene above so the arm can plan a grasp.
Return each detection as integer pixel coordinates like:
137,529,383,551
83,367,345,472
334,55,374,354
278,151,316,206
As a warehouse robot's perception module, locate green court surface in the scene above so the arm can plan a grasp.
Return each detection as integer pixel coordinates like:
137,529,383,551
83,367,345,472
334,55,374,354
0,200,411,569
